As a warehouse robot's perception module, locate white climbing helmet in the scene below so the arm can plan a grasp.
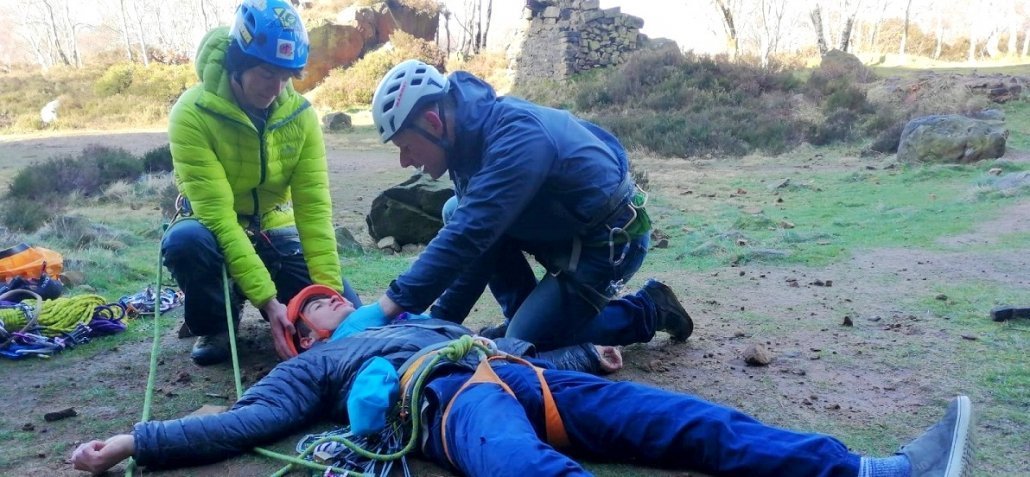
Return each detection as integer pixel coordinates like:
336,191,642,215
372,59,450,143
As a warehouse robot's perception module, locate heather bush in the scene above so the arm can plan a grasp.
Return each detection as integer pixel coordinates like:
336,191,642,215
141,144,173,173
558,49,809,157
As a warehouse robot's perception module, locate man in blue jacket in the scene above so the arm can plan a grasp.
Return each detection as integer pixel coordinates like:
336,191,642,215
354,59,692,350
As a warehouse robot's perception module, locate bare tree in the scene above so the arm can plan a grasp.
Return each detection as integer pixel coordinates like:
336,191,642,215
59,0,82,67
40,0,72,66
1024,27,1030,57
837,0,863,52
867,0,890,53
968,22,977,62
118,0,134,61
441,7,453,58
712,0,740,59
131,0,150,66
898,0,913,59
481,0,493,52
933,11,945,59
810,5,829,55
758,0,787,66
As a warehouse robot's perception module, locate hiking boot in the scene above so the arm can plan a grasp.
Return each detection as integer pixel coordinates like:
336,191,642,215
900,395,975,477
640,279,694,341
191,332,231,366
478,319,510,340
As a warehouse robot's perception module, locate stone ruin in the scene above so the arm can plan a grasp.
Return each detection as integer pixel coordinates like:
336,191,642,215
508,0,650,83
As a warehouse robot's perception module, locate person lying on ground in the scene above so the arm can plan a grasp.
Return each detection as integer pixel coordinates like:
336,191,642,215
345,59,694,351
70,287,973,477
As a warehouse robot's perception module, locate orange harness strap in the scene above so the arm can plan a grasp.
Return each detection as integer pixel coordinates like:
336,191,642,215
440,355,569,468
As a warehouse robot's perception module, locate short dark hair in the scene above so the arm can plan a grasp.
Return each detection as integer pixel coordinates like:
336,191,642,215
291,293,328,352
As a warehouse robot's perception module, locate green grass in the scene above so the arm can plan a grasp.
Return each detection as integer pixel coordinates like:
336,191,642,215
911,283,1030,473
1003,100,1030,151
872,63,1030,78
647,161,1029,271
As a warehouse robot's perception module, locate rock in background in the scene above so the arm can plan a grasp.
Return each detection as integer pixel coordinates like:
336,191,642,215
366,173,454,246
897,114,1008,164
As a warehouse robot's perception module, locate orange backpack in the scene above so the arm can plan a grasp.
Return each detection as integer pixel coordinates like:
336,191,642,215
0,243,63,282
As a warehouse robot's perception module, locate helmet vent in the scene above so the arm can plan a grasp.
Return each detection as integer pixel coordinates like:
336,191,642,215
410,78,423,86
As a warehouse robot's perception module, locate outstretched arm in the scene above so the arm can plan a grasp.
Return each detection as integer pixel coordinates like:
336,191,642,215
70,434,134,474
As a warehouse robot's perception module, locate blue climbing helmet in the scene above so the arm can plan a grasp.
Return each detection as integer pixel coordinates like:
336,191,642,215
229,0,310,71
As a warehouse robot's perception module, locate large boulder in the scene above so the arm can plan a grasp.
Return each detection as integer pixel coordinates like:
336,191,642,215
897,114,1008,164
321,112,352,132
293,1,439,92
366,173,454,246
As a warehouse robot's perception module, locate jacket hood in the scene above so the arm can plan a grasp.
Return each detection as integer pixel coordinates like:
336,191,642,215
192,26,297,110
447,72,499,168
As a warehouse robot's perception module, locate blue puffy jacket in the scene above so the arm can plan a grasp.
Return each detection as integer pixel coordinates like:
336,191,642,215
131,319,601,468
387,73,632,312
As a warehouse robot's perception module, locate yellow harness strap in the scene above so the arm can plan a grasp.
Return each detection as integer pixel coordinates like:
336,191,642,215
440,355,570,468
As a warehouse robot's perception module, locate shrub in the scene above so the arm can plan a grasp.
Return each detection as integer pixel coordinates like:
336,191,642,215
823,81,869,114
88,145,142,185
446,51,511,94
141,144,173,173
315,31,443,109
809,109,858,145
38,215,135,249
126,63,194,103
94,63,136,97
0,197,59,232
7,145,142,201
868,121,906,153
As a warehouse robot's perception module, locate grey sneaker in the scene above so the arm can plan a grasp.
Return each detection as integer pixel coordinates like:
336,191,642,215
900,395,975,477
640,279,694,341
190,332,231,366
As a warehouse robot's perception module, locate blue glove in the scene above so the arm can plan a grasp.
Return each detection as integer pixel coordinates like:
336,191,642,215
330,302,389,341
347,357,400,436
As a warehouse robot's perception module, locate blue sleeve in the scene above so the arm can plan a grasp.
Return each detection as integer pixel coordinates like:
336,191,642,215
329,303,390,341
346,357,400,436
387,114,557,312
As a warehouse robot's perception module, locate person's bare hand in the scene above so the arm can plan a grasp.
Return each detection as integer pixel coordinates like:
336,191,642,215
264,298,294,359
595,345,623,373
70,434,134,474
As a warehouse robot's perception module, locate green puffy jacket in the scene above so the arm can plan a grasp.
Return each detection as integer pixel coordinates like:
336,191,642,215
168,27,342,308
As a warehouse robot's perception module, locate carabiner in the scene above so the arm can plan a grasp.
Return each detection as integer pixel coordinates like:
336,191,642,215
608,227,631,267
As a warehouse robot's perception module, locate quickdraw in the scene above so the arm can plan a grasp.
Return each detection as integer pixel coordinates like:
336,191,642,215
119,286,184,317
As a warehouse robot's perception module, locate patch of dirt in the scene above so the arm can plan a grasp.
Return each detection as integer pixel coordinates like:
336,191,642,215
1,132,1028,476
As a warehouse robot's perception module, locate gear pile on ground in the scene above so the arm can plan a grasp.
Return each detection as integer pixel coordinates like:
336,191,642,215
0,292,130,360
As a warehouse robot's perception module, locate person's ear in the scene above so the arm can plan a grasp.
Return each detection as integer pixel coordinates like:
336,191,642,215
422,109,443,134
300,336,315,350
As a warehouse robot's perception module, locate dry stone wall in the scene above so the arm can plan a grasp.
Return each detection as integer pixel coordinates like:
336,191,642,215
509,0,647,82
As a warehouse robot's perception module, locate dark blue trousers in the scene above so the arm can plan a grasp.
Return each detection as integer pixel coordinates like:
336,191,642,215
161,219,360,336
423,364,861,477
431,197,658,350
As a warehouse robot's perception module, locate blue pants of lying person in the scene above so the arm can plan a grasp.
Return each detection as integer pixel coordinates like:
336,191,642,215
422,363,859,476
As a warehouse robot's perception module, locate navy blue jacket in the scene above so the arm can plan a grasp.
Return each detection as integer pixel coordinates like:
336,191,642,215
131,319,600,468
387,73,631,312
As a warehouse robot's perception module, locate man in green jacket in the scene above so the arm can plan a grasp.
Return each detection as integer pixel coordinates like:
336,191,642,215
161,0,360,366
